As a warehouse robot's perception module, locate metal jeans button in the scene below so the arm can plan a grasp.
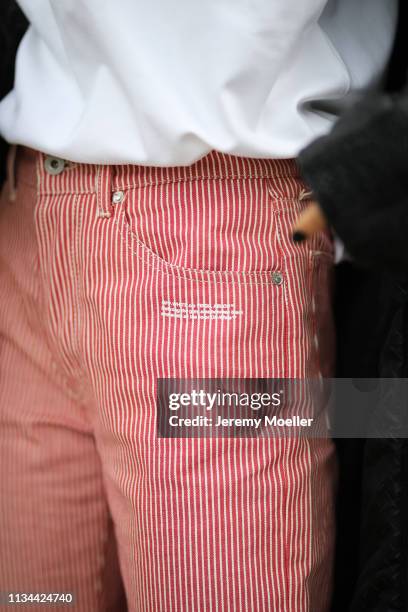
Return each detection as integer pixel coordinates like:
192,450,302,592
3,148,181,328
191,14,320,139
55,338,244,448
272,271,284,286
44,156,65,175
112,191,125,204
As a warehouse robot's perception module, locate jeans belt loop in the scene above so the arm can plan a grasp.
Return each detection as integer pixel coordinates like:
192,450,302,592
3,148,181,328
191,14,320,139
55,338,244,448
6,144,18,202
96,164,113,219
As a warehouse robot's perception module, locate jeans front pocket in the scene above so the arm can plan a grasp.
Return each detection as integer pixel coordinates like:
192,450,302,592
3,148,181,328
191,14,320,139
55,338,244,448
115,176,287,286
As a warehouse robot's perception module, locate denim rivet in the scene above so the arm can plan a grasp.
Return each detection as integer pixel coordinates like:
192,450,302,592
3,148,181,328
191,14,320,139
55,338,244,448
44,156,65,175
272,271,284,286
112,191,125,204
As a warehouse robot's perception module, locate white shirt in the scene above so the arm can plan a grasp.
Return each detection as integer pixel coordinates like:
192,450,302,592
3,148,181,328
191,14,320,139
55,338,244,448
0,0,398,166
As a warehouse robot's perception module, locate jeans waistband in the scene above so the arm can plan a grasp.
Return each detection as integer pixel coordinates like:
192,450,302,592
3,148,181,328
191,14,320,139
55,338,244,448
14,147,301,196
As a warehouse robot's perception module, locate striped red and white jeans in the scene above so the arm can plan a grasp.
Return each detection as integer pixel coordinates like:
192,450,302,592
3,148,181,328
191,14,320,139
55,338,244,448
0,147,336,612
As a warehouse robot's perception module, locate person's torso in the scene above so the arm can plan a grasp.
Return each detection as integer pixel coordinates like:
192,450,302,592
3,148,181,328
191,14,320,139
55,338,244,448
0,0,398,165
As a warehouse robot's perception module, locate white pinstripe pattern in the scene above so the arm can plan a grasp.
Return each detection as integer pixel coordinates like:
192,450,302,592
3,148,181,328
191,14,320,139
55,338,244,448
0,147,336,611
